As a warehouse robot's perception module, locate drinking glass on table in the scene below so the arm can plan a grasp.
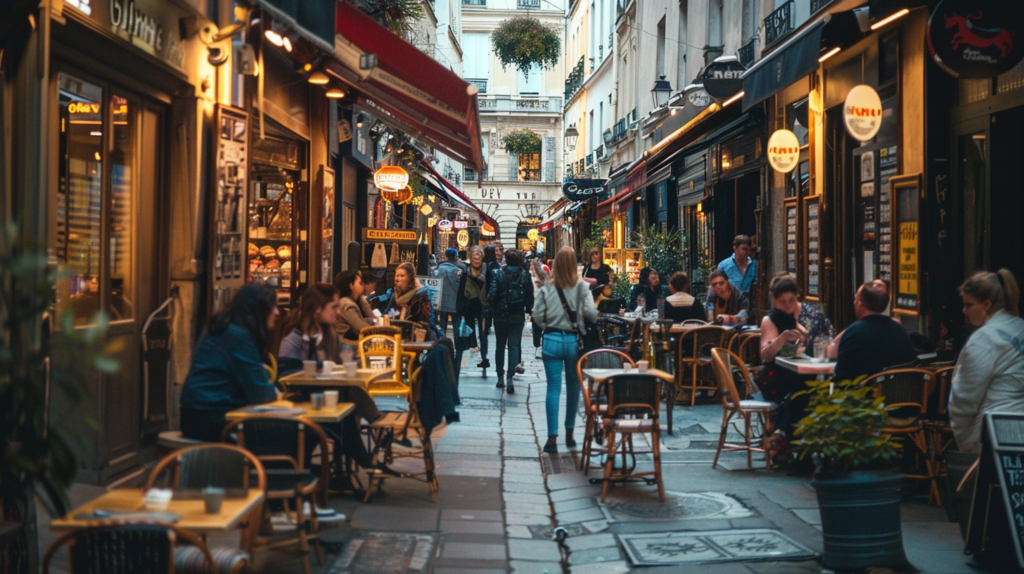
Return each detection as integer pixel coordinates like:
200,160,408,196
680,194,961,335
813,336,829,362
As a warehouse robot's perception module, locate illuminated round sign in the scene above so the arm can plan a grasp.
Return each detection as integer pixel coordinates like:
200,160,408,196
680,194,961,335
437,219,453,232
843,85,883,142
456,229,469,248
373,165,409,191
481,222,496,236
767,129,801,173
927,0,1024,79
527,229,540,241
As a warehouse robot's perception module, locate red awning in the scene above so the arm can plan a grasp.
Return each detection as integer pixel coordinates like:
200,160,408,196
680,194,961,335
596,159,647,212
420,161,498,229
327,2,483,173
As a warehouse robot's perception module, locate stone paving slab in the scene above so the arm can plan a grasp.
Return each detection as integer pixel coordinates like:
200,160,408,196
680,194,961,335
440,542,508,561
509,560,563,573
508,538,562,561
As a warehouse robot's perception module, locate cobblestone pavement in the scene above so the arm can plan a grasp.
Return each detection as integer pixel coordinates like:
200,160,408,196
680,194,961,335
42,331,969,574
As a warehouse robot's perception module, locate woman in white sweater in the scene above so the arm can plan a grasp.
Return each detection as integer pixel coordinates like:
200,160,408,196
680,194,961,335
949,268,1024,454
532,247,599,453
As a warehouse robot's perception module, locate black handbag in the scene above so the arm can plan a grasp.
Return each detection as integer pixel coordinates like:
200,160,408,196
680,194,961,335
554,285,601,354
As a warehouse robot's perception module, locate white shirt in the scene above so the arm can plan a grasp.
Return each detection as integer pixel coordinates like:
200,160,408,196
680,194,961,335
666,292,695,307
949,309,1024,453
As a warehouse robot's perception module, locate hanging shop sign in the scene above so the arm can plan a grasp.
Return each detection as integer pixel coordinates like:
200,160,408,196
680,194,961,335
363,228,417,241
380,186,413,204
767,129,801,173
453,220,468,229
481,222,497,236
927,0,1024,79
843,85,883,142
457,229,470,248
337,119,353,143
527,228,540,241
701,56,747,99
561,179,607,202
437,219,453,232
685,84,711,108
374,165,410,191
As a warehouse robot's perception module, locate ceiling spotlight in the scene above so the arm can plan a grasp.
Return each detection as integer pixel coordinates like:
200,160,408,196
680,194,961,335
264,30,284,47
356,116,364,129
307,71,329,85
282,36,292,52
325,88,345,99
302,63,312,72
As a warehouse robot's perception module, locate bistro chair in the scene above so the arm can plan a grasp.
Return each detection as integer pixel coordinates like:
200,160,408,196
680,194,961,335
624,317,645,361
43,522,216,574
145,444,267,555
358,326,403,372
673,326,729,409
598,315,633,351
923,365,956,503
600,373,664,502
710,349,777,472
221,416,330,574
575,348,636,474
727,331,762,374
364,350,439,503
866,368,940,505
389,319,418,340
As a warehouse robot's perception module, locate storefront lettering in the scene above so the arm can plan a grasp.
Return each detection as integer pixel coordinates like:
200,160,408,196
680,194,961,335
515,192,538,200
110,0,164,51
68,102,101,114
845,106,882,117
480,187,502,199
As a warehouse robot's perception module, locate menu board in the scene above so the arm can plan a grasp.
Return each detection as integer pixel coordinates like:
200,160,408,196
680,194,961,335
806,200,820,297
877,146,898,283
966,413,1024,568
786,205,798,274
891,174,920,310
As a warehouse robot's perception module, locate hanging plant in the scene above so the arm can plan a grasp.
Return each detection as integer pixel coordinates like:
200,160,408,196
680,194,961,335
502,129,542,156
356,0,424,36
491,16,561,76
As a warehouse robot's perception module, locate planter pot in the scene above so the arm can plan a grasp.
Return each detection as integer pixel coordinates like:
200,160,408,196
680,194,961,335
811,468,907,570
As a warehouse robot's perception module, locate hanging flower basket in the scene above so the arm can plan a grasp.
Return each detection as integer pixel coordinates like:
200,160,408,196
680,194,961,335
357,0,424,35
491,16,560,76
502,129,542,155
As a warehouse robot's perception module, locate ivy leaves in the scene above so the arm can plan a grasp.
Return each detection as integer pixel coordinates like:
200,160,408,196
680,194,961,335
491,16,561,76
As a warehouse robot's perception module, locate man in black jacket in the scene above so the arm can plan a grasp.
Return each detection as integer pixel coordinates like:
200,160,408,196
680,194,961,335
832,280,916,381
487,249,534,393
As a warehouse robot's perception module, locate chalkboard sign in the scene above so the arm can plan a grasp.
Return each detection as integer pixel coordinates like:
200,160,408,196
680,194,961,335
966,413,1024,568
806,198,820,298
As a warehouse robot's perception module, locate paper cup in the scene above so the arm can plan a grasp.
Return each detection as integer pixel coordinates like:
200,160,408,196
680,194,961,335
302,360,317,376
414,328,427,342
322,360,336,372
637,361,649,373
324,390,339,408
202,487,225,514
344,361,359,377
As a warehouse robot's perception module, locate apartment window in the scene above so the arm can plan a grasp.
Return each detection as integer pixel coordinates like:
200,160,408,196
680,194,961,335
518,64,541,96
518,153,540,181
656,16,666,77
599,101,604,148
589,109,595,153
464,33,489,88
677,0,688,87
708,0,723,48
590,2,596,66
742,0,759,42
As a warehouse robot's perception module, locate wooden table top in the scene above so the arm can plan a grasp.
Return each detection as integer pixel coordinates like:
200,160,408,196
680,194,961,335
224,400,355,423
280,368,394,389
774,355,837,375
402,341,439,353
51,488,264,533
582,368,675,383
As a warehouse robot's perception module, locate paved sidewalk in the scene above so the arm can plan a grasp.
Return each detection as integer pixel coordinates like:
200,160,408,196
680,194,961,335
40,331,970,573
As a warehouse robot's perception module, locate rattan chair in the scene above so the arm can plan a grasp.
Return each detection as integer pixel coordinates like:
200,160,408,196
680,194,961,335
576,348,636,474
727,331,762,375
866,368,939,505
600,374,664,502
673,326,729,409
145,444,267,553
221,416,330,574
924,365,956,506
624,318,644,361
43,522,216,574
710,348,777,471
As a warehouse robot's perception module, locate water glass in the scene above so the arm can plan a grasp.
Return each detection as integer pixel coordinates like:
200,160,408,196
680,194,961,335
310,393,325,410
813,337,829,362
324,390,339,408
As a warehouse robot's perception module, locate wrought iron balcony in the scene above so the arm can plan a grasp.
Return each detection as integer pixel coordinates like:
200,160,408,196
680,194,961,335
764,1,793,48
564,56,586,101
467,78,487,94
810,0,834,15
517,0,541,8
462,0,486,5
738,38,756,67
478,96,563,113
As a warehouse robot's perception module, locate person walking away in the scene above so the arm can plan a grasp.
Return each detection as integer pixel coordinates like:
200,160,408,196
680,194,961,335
454,246,488,383
533,247,599,453
433,248,463,336
477,244,499,370
718,235,757,294
487,250,534,393
949,269,1024,454
530,259,551,359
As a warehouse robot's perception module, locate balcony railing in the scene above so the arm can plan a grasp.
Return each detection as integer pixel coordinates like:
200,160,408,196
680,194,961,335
478,96,563,113
764,1,793,48
564,56,586,101
738,38,756,67
595,145,604,160
466,78,487,94
462,0,486,5
810,0,834,14
517,0,540,8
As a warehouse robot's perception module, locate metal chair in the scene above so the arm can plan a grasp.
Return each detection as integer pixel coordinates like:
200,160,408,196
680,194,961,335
576,348,636,474
43,522,215,574
145,444,267,553
710,348,777,471
867,368,940,505
598,315,632,350
673,326,729,408
600,373,664,502
221,416,330,574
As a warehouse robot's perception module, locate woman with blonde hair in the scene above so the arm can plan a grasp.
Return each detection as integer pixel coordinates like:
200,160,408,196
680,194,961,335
950,268,1024,453
532,247,599,453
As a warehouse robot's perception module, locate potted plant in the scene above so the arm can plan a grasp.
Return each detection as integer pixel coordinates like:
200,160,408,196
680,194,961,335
631,227,685,281
490,16,560,76
792,378,908,571
501,129,542,156
356,0,424,35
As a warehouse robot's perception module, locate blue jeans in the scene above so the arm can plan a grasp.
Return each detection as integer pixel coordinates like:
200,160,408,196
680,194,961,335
542,331,581,437
494,316,525,379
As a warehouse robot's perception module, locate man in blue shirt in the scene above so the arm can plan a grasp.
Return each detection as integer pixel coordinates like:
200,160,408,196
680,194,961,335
718,235,756,293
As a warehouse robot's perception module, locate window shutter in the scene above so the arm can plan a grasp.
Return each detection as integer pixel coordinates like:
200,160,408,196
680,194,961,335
542,136,556,182
509,152,519,180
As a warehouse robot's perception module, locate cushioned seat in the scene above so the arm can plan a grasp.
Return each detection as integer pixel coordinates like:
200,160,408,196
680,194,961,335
176,546,250,574
612,418,655,431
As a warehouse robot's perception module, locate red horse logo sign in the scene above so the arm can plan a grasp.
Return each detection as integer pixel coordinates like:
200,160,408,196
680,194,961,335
944,10,1015,59
928,0,1024,78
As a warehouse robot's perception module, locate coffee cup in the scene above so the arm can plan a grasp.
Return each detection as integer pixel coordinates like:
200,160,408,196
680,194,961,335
302,360,317,376
414,328,427,342
310,393,325,410
202,486,225,514
324,390,339,408
322,360,337,372
637,360,649,373
623,364,633,372
344,361,359,377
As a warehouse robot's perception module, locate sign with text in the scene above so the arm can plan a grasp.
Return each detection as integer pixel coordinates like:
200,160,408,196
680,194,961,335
891,174,921,311
927,0,1024,79
966,413,1024,568
767,129,800,173
701,56,747,99
562,179,607,202
685,85,711,108
363,228,417,242
418,276,443,310
843,85,883,142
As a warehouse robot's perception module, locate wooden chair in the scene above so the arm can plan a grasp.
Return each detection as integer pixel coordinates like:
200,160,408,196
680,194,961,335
710,349,778,471
221,416,330,574
924,365,956,504
673,326,729,408
358,326,403,372
866,368,940,505
43,522,215,574
624,318,644,361
600,374,664,502
727,331,762,375
145,444,267,554
575,349,636,474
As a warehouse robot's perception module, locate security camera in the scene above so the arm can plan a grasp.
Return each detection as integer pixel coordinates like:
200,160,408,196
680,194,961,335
207,46,229,67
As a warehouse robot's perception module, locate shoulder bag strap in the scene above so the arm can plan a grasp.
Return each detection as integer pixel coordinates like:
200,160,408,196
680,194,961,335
554,286,580,334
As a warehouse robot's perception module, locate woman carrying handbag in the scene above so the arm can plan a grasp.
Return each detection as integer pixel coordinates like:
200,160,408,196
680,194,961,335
532,247,599,454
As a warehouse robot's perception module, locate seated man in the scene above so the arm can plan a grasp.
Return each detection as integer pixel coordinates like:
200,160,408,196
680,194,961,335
664,272,705,323
704,270,749,326
831,280,916,381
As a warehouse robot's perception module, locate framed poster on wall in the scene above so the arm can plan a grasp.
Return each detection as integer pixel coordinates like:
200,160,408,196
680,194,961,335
805,197,820,299
785,202,798,275
320,166,335,282
890,174,922,314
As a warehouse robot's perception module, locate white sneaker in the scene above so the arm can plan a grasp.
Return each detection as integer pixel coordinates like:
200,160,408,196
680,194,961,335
534,347,543,359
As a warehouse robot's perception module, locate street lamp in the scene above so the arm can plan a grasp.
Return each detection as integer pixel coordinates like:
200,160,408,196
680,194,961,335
652,75,672,108
564,124,579,151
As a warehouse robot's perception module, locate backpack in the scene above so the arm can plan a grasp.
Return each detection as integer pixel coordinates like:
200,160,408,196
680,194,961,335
504,268,525,314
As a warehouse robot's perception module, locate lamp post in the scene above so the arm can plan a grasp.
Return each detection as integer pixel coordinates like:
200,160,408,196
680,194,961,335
564,124,579,151
651,75,672,109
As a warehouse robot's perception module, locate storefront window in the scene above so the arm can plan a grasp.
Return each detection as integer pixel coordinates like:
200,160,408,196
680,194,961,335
109,94,135,319
518,153,540,181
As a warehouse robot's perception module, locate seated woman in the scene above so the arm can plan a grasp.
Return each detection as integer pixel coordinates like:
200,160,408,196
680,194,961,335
385,262,440,337
704,270,749,325
334,269,377,351
664,272,706,323
758,273,832,457
180,283,281,442
629,267,668,313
